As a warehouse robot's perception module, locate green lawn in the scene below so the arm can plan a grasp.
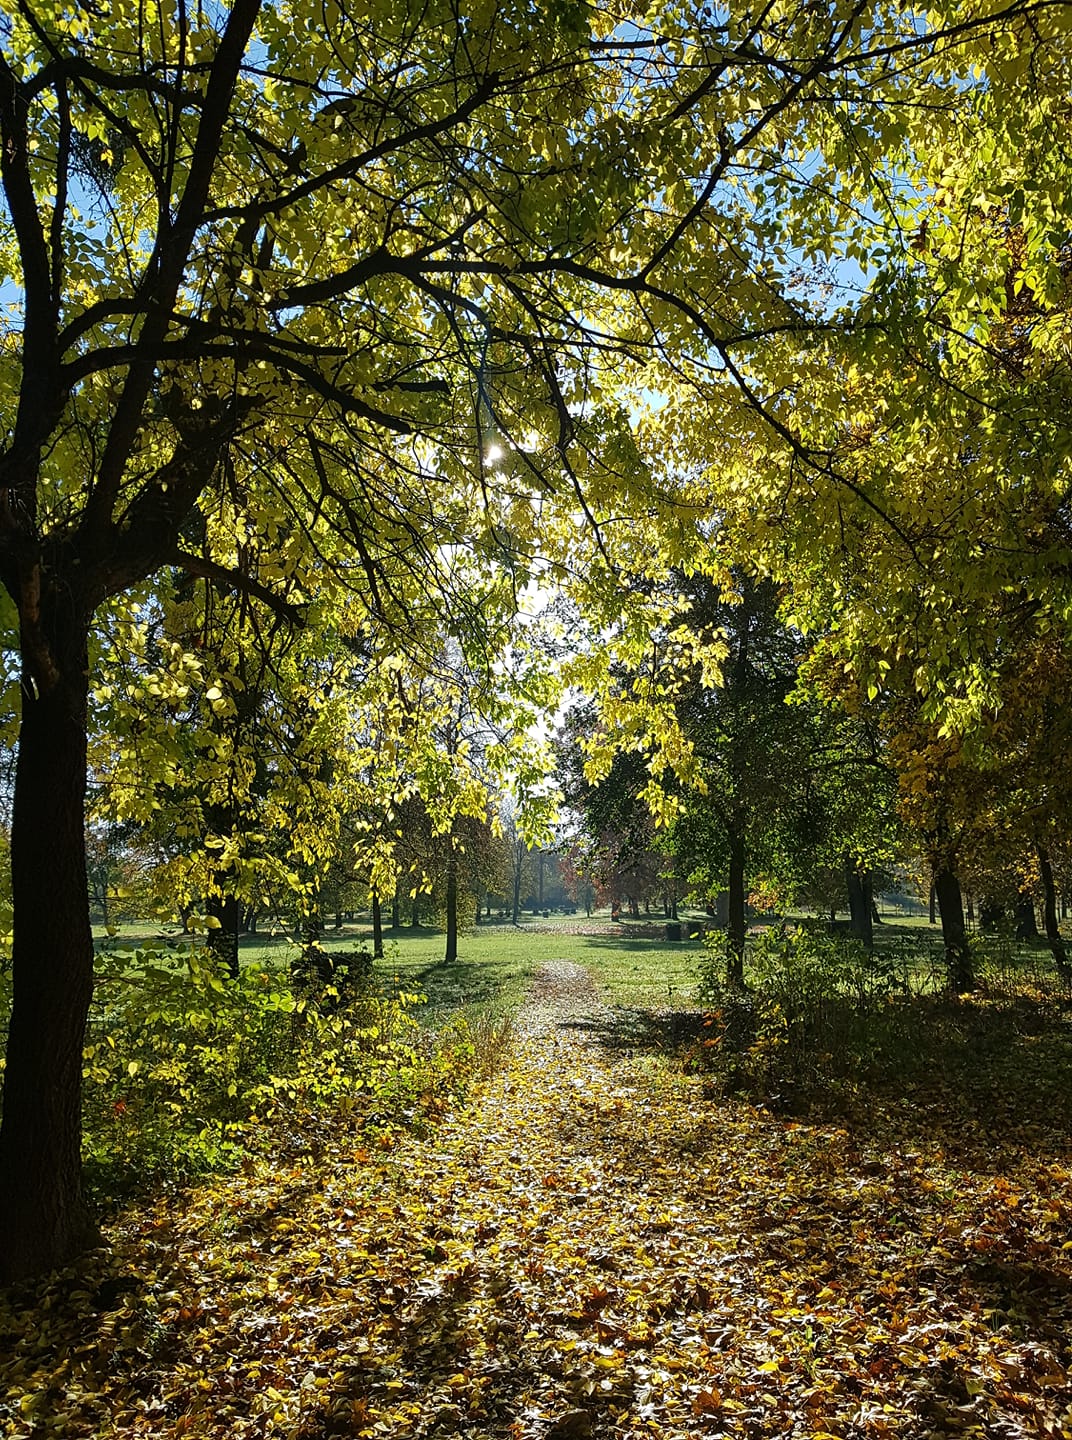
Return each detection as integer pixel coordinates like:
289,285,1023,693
91,913,709,1017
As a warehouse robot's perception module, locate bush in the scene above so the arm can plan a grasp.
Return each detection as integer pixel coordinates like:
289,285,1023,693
693,923,905,1100
77,947,501,1200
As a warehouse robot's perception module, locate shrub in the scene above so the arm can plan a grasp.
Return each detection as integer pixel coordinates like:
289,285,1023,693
77,946,500,1200
693,923,905,1100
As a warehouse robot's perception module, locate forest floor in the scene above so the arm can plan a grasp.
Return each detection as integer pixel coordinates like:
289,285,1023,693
3,960,1072,1439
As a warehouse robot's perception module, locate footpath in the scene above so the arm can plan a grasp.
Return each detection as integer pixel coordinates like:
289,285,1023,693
3,962,1067,1439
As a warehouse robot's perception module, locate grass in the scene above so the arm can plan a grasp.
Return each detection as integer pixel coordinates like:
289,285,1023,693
91,911,711,1018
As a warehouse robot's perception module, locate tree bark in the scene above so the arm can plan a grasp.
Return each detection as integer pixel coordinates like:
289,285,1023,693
371,888,384,960
1036,844,1070,979
207,892,240,978
0,610,101,1282
726,832,746,988
444,852,458,964
845,855,874,950
934,866,974,991
512,838,523,924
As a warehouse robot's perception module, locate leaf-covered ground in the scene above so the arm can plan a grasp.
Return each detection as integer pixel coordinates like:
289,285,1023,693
3,961,1072,1439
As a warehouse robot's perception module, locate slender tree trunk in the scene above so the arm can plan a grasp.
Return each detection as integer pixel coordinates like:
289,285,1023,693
512,838,523,924
0,613,101,1282
371,888,384,961
1036,844,1070,979
929,882,937,926
411,895,421,928
845,856,874,950
726,833,746,988
390,893,400,930
934,866,974,991
444,852,458,964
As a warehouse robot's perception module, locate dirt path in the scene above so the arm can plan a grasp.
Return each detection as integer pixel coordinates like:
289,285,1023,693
337,957,732,1439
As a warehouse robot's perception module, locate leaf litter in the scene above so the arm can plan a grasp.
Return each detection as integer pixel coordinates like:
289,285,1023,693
2,960,1071,1439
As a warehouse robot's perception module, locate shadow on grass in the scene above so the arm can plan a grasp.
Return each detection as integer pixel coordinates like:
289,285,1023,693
403,959,531,1014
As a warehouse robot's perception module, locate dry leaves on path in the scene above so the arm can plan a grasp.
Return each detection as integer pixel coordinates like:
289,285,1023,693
2,960,1071,1440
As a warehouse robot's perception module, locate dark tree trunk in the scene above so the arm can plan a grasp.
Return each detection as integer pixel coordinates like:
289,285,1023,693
371,889,384,961
444,853,458,964
0,612,101,1282
929,882,937,926
726,833,746,988
935,866,974,991
390,893,400,930
411,895,421,928
1036,844,1070,979
207,892,240,978
845,856,874,950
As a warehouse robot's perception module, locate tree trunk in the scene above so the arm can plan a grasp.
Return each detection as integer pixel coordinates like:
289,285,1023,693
845,856,874,950
726,833,746,988
411,895,421,928
1036,844,1070,979
934,866,974,991
929,882,936,926
207,892,240,978
390,893,400,930
0,613,101,1282
512,839,523,924
371,889,384,961
444,853,458,964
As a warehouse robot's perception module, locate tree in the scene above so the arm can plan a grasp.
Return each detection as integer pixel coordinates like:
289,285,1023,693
555,698,668,917
698,12,1072,951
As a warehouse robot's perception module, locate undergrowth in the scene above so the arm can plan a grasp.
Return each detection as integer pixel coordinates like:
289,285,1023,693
690,925,1072,1140
0,946,514,1206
